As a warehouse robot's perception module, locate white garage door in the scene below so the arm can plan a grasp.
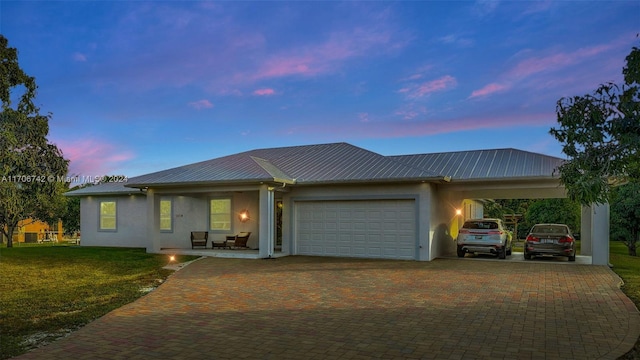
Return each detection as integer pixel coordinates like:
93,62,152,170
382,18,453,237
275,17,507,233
295,199,417,260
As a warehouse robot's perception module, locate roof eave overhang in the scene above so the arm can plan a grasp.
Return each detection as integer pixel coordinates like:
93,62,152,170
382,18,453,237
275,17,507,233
125,177,295,189
64,191,145,197
443,175,561,183
293,176,445,186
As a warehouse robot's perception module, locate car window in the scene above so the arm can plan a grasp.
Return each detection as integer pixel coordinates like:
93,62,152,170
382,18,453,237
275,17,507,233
532,225,567,234
463,221,499,230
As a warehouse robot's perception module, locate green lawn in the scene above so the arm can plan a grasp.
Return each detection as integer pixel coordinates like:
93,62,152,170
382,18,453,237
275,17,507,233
611,241,640,308
2,242,640,359
0,243,197,359
609,241,640,359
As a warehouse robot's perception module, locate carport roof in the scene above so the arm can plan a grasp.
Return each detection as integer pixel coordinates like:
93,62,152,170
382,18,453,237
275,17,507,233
391,148,565,181
66,143,566,195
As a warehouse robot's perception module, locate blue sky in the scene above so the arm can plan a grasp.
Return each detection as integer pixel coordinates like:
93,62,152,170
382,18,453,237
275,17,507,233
2,1,638,178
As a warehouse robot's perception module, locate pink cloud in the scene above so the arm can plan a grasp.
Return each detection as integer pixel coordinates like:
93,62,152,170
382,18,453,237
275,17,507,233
253,88,275,96
400,75,457,99
72,52,87,62
437,34,473,47
509,44,611,79
469,83,509,99
246,26,407,82
392,113,555,136
394,104,427,120
56,139,135,178
283,112,555,140
468,41,624,99
188,99,214,109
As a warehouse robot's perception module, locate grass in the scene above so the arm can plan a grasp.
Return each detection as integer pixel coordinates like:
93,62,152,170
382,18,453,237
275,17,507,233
611,241,640,304
0,242,198,359
2,241,640,359
611,241,640,359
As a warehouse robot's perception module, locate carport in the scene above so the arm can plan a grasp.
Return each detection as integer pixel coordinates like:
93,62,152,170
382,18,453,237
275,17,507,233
393,149,610,265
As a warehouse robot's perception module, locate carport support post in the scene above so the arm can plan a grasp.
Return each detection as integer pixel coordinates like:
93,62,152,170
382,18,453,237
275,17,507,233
258,185,275,258
580,205,592,256
591,202,610,266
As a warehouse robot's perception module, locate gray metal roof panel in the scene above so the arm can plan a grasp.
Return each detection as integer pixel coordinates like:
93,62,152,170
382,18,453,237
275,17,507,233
126,142,442,187
65,182,142,196
126,152,275,187
261,143,440,183
119,144,563,189
391,148,565,180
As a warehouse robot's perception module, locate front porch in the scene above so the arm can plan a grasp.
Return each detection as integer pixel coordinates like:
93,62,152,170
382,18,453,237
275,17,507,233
146,183,286,258
158,248,289,259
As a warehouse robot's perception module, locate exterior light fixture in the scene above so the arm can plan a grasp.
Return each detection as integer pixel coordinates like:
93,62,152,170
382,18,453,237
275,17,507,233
239,210,250,222
169,255,176,262
455,209,462,216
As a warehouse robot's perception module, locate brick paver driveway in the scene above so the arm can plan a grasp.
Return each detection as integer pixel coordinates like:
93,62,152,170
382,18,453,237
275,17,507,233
17,256,640,359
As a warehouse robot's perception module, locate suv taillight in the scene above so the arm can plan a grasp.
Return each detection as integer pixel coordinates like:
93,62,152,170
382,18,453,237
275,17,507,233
488,231,502,235
459,229,469,234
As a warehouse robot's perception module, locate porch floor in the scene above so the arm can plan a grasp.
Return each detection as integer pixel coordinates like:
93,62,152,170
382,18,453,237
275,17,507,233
157,248,288,259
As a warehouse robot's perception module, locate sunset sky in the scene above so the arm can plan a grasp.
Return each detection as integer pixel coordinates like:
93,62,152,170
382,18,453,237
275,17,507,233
2,1,638,178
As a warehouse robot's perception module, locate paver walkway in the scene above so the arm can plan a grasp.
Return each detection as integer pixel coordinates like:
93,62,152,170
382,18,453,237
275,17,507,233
16,256,640,359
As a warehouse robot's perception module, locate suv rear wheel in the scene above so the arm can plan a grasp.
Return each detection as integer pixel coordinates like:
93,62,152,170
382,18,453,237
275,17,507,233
498,247,506,259
457,246,465,258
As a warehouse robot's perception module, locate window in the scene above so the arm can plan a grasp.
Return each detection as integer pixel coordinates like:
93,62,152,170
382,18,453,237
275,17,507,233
99,201,117,231
210,198,231,231
160,198,172,232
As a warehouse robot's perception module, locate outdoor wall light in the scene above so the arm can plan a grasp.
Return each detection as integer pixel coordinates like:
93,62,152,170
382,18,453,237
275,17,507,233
455,209,462,216
169,255,176,262
239,210,250,222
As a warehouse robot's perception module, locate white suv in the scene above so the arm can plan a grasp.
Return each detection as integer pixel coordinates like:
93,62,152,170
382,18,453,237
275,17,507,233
456,218,512,259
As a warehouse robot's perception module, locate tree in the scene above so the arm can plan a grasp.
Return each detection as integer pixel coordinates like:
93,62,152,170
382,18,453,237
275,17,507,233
483,199,533,239
610,181,640,256
550,45,640,205
0,35,69,247
61,190,81,237
525,199,581,233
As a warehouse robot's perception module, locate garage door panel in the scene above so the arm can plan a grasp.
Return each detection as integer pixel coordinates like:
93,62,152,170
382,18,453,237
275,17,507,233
296,200,416,260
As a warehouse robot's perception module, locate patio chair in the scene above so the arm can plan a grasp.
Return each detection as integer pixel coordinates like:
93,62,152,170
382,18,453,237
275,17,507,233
190,231,208,249
226,232,251,249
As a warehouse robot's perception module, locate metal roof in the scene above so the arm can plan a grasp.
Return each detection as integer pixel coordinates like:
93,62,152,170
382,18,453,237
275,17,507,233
125,142,442,187
64,182,143,197
66,144,566,196
390,148,565,181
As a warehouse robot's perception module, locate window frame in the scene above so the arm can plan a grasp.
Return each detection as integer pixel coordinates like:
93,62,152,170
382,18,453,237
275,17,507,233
99,199,117,232
209,197,232,232
159,197,173,232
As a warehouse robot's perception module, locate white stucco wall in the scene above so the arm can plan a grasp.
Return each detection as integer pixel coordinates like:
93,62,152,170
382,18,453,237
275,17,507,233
153,196,207,250
428,188,457,260
79,195,148,248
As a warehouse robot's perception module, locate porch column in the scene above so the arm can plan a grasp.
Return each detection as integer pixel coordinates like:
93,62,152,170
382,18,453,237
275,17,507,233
591,202,610,266
580,205,592,256
146,188,159,253
258,185,275,258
